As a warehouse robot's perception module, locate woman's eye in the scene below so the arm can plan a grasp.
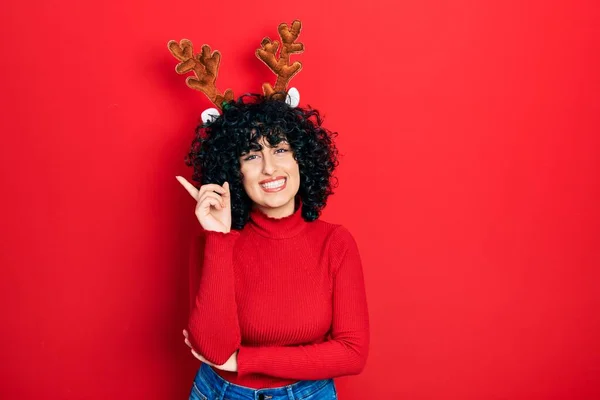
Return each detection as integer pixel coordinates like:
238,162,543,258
243,148,287,161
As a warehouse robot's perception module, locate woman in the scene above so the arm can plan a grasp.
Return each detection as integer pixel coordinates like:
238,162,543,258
176,94,369,400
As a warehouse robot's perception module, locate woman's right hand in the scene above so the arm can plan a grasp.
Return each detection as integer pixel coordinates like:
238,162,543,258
176,176,232,233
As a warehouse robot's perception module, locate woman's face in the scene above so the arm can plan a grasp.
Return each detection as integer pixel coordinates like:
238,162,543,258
239,136,300,218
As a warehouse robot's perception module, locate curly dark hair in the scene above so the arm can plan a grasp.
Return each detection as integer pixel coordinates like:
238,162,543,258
184,93,340,230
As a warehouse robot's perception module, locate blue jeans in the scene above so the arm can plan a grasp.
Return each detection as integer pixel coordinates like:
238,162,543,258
189,363,338,400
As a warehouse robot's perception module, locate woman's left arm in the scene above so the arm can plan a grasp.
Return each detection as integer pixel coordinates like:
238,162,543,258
236,226,370,380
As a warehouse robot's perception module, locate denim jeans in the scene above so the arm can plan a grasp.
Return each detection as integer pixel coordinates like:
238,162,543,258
189,363,338,400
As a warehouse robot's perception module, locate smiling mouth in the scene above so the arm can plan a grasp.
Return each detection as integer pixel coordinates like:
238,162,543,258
260,178,286,192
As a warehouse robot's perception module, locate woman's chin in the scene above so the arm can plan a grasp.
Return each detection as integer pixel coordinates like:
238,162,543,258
255,195,293,209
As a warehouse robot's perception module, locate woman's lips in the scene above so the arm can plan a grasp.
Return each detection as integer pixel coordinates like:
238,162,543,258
260,178,287,193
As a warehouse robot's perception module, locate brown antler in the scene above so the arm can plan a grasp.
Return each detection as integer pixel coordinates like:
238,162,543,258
167,39,234,109
256,20,304,100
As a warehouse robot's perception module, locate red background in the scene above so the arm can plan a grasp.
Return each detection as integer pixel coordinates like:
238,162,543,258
1,1,599,399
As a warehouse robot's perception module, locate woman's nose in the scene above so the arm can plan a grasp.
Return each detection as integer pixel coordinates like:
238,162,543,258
261,154,277,175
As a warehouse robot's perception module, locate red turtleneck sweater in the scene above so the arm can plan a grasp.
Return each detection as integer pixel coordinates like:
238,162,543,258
187,200,369,388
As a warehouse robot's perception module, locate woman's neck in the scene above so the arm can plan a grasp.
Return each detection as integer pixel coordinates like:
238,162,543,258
251,197,297,219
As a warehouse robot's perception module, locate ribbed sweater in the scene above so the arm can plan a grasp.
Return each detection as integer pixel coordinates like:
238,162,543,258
187,199,370,388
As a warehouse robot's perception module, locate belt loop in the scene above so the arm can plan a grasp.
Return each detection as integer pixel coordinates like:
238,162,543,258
218,381,229,400
286,385,295,400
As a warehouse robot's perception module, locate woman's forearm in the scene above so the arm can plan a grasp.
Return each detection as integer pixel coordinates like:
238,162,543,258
187,230,242,365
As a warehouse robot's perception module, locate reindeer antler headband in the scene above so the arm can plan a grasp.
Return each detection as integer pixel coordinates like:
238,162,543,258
168,20,304,124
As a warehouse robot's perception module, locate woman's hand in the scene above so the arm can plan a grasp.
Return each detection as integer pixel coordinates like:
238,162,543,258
176,176,232,233
183,329,238,372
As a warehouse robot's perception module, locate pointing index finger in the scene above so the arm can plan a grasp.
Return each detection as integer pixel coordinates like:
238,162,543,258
176,176,199,199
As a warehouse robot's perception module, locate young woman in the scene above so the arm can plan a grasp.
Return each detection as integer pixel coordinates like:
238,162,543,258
176,94,369,400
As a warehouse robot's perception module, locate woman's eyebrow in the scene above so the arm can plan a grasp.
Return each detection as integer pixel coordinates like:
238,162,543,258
244,140,288,152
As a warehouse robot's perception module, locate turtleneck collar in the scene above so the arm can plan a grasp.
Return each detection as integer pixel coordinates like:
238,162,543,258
248,197,307,239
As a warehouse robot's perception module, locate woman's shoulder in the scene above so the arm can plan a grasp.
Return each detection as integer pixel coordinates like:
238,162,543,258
314,220,362,277
311,218,358,246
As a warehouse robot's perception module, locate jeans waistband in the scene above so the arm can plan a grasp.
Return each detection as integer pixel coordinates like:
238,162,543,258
195,363,333,400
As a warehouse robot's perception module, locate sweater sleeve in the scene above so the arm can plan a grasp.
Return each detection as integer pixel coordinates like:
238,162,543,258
236,226,370,380
187,229,242,365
